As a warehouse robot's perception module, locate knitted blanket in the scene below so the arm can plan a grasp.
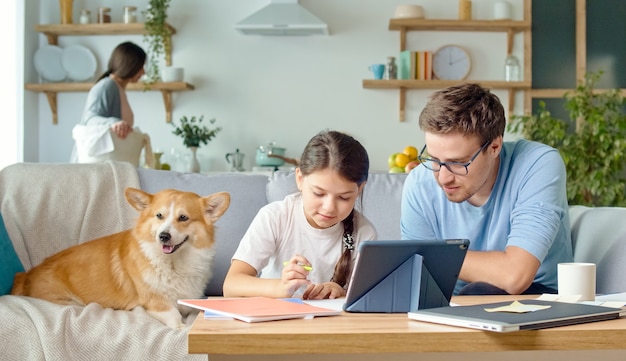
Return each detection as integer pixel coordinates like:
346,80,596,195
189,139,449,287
0,161,139,269
0,161,205,361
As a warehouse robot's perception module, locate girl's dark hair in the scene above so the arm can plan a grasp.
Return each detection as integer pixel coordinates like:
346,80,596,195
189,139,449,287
299,130,369,288
97,41,146,82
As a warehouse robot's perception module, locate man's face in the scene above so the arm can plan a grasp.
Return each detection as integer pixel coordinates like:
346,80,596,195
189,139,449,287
424,132,501,206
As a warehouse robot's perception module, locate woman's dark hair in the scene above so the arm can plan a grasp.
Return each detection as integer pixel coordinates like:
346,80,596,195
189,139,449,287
298,130,369,288
97,41,146,82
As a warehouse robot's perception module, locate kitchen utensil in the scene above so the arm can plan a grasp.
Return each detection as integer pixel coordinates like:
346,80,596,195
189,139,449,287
61,45,97,82
225,149,245,172
34,45,66,82
267,153,299,166
256,142,286,167
393,5,424,19
368,64,385,79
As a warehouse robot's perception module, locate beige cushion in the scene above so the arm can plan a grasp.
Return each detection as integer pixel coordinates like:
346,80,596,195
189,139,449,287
569,205,626,294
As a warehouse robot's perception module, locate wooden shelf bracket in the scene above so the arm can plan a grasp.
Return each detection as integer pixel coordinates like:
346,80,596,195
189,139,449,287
25,82,194,124
160,90,173,123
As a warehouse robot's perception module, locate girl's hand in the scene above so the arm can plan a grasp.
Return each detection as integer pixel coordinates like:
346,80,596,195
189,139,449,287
280,255,312,297
302,282,345,300
111,120,132,139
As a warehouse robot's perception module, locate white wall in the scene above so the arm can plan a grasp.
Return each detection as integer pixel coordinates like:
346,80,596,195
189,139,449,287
0,0,19,169
26,0,525,172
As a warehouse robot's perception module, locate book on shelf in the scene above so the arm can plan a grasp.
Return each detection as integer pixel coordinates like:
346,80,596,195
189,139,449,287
415,51,433,80
178,296,342,323
398,50,433,80
398,50,412,80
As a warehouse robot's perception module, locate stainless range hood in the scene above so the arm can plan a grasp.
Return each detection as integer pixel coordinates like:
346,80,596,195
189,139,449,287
234,0,329,36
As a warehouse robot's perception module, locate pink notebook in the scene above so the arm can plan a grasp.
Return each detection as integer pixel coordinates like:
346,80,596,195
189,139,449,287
178,297,341,323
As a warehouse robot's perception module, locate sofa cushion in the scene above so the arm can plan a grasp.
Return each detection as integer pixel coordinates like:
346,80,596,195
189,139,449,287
569,205,626,294
267,170,408,240
0,213,24,295
138,168,270,296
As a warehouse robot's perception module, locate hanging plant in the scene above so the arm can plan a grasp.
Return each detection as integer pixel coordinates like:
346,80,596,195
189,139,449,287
142,0,172,84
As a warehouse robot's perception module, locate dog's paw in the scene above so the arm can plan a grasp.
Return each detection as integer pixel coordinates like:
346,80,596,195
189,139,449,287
183,313,197,327
147,308,185,329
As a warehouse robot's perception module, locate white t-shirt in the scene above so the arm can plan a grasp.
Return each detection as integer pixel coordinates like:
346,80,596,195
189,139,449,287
232,192,377,286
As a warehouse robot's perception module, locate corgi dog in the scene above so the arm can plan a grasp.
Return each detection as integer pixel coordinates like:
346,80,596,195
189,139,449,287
11,187,230,329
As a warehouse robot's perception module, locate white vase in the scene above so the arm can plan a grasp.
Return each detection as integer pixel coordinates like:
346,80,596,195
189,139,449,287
189,146,200,173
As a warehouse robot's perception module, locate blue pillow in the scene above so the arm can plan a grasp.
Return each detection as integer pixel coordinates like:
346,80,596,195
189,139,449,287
0,213,24,295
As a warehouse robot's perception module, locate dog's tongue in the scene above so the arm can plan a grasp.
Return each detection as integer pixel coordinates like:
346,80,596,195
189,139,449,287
162,245,175,254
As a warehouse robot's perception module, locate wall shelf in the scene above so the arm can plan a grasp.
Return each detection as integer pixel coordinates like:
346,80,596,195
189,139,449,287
34,23,177,65
29,22,190,124
25,82,194,124
363,79,531,89
370,0,532,121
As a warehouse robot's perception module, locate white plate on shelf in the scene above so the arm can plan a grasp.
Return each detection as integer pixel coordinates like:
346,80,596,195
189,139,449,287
61,45,97,82
33,45,66,82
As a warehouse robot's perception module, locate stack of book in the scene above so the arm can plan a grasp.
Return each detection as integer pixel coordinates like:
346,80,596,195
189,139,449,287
178,296,342,323
398,50,433,80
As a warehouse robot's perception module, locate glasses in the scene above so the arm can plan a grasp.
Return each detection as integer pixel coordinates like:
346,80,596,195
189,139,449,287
418,141,490,176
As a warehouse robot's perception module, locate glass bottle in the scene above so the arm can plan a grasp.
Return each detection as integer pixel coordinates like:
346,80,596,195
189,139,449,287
59,0,73,24
385,56,397,80
123,6,137,24
79,9,90,24
98,7,111,23
459,0,472,20
504,54,520,81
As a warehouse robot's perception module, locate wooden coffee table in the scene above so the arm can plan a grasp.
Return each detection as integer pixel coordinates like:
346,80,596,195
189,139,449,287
187,295,626,361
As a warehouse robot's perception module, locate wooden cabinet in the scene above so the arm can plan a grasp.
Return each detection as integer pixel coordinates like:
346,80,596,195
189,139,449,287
364,0,532,121
25,23,193,124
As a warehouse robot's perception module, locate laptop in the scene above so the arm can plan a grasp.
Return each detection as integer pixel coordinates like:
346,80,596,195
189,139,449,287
408,299,624,332
343,239,469,313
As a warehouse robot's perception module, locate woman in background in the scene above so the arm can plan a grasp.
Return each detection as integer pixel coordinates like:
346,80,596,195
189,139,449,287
71,41,147,164
80,41,145,138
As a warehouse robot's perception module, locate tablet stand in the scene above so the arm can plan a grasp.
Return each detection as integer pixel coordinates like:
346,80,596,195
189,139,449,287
345,254,448,312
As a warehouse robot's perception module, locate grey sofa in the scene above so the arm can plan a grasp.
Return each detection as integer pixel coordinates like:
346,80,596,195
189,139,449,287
0,162,625,360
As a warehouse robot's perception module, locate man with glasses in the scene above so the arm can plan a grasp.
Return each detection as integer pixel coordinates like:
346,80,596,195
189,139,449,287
401,83,573,295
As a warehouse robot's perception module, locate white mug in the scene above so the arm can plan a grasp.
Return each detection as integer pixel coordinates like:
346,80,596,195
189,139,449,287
494,1,512,20
161,67,184,82
557,262,596,301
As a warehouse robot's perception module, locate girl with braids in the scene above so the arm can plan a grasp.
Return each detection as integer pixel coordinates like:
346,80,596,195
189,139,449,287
223,130,377,300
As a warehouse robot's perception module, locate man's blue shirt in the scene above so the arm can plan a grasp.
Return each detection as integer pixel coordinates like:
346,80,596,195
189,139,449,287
401,139,573,293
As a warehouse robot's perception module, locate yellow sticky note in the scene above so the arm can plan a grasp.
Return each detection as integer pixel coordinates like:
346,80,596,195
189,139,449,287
484,300,552,313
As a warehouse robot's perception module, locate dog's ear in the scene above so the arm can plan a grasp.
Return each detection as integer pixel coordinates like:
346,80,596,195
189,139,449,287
202,192,230,222
125,188,153,211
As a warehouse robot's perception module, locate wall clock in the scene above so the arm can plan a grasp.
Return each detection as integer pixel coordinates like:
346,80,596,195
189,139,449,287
432,44,471,81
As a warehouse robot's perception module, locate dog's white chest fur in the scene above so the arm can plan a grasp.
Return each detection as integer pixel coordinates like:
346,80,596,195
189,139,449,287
140,241,215,307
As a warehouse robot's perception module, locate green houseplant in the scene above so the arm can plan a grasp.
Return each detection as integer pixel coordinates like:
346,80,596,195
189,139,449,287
142,0,171,84
171,115,222,172
508,71,626,206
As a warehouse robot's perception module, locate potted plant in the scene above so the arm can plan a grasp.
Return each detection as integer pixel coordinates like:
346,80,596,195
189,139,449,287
508,71,626,206
171,115,222,172
142,0,171,84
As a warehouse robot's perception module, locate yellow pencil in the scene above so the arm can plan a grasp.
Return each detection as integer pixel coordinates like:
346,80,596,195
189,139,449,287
282,261,313,271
